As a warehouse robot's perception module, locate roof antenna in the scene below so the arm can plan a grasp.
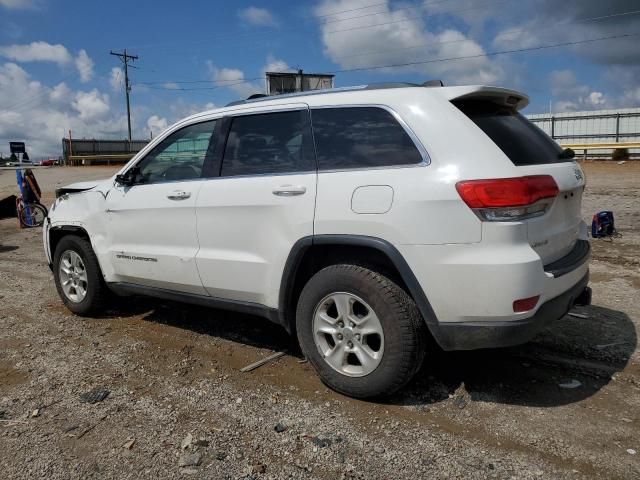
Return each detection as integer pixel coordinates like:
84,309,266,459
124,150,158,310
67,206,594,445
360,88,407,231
422,80,444,87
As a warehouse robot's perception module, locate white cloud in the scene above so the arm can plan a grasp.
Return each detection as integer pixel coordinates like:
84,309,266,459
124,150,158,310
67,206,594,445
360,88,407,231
109,67,122,91
75,49,93,82
238,7,279,27
0,41,72,64
72,89,110,120
207,62,263,98
0,0,34,9
549,70,610,112
314,0,502,85
147,115,168,135
0,62,129,158
263,55,290,74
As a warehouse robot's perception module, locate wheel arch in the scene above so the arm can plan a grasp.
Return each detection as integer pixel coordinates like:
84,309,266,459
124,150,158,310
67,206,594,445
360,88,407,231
49,225,93,264
278,234,440,340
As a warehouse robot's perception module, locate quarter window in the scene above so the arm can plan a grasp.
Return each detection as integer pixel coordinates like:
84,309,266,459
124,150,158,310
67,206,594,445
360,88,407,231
311,107,423,170
135,120,217,184
221,110,315,176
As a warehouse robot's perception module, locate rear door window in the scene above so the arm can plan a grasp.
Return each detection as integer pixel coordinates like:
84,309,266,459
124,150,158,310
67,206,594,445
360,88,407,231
221,110,315,176
311,107,423,170
453,100,565,166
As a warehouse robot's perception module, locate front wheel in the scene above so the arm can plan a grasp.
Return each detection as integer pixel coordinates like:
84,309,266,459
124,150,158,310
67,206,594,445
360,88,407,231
53,235,109,315
296,265,427,398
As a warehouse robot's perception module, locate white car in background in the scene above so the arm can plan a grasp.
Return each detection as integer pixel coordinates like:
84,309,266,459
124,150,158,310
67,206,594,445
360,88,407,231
44,82,591,398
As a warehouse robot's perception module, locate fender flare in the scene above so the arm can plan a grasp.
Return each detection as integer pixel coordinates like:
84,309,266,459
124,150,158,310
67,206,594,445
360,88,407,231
278,234,441,338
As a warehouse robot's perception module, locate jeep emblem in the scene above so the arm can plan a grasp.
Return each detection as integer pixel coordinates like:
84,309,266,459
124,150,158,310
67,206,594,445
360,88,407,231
573,167,584,181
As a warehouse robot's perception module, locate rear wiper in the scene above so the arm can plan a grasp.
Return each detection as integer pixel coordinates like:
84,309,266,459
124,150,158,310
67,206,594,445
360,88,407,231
559,148,575,160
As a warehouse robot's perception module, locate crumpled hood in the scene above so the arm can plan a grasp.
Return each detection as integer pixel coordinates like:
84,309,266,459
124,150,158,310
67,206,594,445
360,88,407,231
55,178,112,198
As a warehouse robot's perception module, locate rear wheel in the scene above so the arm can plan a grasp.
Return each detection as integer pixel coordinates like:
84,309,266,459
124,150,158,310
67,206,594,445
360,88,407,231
296,264,427,398
53,235,108,315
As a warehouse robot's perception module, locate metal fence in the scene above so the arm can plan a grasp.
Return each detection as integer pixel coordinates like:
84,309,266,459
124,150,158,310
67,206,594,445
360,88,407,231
527,108,640,159
62,138,149,165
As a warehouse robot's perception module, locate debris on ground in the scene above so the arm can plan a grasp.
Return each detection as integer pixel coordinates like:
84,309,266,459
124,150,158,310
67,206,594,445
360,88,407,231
123,438,135,450
194,438,209,447
178,452,202,467
30,409,39,418
79,388,110,404
558,379,582,389
239,351,286,372
181,433,193,450
627,449,636,455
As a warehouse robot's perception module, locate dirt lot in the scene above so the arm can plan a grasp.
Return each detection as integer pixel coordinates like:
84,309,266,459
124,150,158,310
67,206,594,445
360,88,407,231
0,163,638,479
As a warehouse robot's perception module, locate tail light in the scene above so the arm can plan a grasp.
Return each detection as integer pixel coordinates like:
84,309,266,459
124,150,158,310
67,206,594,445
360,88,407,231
456,175,558,221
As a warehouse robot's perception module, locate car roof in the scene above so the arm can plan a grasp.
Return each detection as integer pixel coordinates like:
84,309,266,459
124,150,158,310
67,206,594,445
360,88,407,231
176,82,529,127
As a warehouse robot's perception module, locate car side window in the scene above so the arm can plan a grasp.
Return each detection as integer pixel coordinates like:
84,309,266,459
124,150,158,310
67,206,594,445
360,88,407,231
311,107,423,170
221,110,315,177
134,120,217,184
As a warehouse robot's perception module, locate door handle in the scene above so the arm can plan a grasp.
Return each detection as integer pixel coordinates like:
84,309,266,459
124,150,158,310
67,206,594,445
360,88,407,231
272,185,307,196
167,190,191,200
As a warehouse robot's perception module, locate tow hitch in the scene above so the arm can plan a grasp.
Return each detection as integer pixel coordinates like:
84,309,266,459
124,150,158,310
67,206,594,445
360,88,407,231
574,286,592,307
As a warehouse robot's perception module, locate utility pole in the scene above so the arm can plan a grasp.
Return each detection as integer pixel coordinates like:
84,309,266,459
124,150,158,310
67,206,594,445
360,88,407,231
110,49,138,141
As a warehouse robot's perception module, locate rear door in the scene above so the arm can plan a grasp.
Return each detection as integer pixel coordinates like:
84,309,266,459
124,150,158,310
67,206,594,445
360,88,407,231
453,99,586,264
195,105,317,307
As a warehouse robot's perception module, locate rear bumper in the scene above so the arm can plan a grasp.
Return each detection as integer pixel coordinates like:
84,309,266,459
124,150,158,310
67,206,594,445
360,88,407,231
430,271,590,350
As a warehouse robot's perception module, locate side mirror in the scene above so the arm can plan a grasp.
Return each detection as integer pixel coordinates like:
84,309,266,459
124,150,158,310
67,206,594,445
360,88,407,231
115,167,139,186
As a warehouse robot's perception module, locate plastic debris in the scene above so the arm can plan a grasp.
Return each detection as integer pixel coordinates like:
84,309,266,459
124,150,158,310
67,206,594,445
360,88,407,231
79,388,110,404
559,379,582,389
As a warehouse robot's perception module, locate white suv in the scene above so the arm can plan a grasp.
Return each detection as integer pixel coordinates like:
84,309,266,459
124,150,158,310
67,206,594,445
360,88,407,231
44,82,591,398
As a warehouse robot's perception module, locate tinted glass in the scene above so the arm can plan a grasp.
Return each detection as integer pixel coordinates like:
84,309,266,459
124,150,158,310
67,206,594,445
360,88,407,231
454,100,565,166
311,107,423,170
135,120,217,184
221,110,314,176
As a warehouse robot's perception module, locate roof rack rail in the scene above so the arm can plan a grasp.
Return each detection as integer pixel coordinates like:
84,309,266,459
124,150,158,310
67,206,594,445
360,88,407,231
223,80,445,107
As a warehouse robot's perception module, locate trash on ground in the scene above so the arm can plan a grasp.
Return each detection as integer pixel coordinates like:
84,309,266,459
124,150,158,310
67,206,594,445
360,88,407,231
178,452,202,467
627,449,636,455
240,351,286,372
79,388,110,404
181,433,193,450
30,409,39,418
558,379,582,389
123,438,135,449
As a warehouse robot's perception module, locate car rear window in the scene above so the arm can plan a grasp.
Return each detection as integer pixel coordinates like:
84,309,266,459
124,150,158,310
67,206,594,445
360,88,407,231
453,100,566,166
311,107,423,170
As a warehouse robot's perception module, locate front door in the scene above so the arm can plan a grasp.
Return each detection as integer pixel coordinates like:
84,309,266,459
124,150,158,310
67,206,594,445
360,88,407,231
195,106,317,307
105,119,218,294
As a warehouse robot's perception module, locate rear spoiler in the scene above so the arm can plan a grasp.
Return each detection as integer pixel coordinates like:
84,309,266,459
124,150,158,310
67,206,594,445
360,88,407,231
440,86,529,111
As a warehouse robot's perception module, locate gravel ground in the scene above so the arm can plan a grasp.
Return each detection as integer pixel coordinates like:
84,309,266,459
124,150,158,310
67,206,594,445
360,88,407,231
0,162,638,479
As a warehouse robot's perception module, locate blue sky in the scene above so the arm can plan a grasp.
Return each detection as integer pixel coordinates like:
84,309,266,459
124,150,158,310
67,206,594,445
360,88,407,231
1,0,639,157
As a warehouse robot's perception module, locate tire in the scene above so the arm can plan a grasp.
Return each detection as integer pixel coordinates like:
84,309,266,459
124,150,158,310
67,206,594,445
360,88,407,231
296,264,427,398
18,202,47,227
53,235,108,315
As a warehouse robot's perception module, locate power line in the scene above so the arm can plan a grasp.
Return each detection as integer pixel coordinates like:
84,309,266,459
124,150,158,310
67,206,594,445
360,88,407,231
135,9,640,89
143,31,640,92
331,31,640,74
110,49,138,141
